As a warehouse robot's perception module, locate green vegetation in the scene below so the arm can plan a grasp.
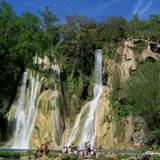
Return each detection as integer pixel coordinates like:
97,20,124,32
112,61,160,144
0,151,20,158
47,153,59,158
60,153,78,160
132,40,148,53
126,61,160,111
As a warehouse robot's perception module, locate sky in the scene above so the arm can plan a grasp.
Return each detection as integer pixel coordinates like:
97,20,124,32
4,0,160,23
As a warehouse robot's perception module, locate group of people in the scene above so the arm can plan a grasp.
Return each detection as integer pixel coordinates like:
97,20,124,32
34,144,49,159
62,142,96,158
79,142,96,158
62,146,72,153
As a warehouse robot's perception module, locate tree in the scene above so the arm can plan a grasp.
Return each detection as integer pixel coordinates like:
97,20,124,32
40,6,59,48
131,13,139,23
125,61,160,135
66,15,96,30
40,6,59,31
103,16,127,42
0,1,19,137
150,14,160,24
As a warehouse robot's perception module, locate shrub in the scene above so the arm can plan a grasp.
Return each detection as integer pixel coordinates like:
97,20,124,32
125,61,160,143
148,129,160,145
68,154,78,160
60,153,70,160
47,153,59,158
0,151,20,158
132,41,148,54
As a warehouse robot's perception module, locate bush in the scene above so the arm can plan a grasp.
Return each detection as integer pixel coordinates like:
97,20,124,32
27,149,33,155
148,129,160,145
125,61,160,143
0,151,20,158
126,61,160,111
132,41,148,54
68,154,78,160
60,153,70,160
47,153,59,158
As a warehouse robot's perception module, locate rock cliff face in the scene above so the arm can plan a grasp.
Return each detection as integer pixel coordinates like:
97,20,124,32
6,39,160,149
102,39,160,147
30,89,64,149
94,86,115,148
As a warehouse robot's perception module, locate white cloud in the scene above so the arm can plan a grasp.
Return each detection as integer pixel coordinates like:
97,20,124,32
100,0,121,11
132,0,153,16
139,1,153,15
133,0,143,15
93,0,121,16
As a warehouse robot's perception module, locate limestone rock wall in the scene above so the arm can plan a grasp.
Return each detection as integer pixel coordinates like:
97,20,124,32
30,90,64,149
104,39,160,147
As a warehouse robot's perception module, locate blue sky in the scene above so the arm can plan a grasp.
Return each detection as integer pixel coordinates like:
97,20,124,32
4,0,160,23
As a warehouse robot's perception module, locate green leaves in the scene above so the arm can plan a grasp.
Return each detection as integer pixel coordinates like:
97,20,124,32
126,61,160,108
125,61,160,141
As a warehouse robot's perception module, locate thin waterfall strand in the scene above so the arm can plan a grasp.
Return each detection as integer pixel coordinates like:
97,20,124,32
66,104,89,146
79,49,103,149
51,64,62,145
12,55,42,149
66,49,103,148
12,70,28,148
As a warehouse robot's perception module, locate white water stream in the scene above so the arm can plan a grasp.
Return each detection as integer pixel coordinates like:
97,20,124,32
79,49,103,148
12,56,42,149
67,49,103,148
51,64,62,145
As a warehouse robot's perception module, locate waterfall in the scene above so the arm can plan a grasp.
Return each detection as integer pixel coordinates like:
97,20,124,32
12,56,42,149
12,70,28,148
51,64,62,145
66,104,88,146
51,90,62,145
67,49,103,148
52,58,67,117
79,49,103,148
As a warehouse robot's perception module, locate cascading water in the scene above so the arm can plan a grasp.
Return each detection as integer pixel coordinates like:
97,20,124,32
79,49,103,148
67,49,103,148
51,64,62,145
12,70,28,148
66,105,88,146
12,56,42,149
52,58,67,117
51,89,62,145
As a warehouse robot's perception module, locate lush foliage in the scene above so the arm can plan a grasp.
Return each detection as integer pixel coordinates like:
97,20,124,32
125,61,160,144
126,61,160,110
111,60,160,144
